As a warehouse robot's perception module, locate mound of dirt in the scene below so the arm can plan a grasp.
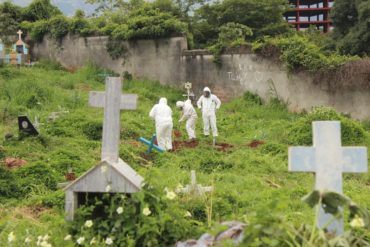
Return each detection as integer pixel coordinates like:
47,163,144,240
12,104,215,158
3,157,27,169
215,143,234,152
172,140,199,151
247,140,265,148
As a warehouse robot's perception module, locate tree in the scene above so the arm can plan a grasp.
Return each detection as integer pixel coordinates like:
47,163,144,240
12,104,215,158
0,1,23,37
22,0,62,22
192,0,289,47
330,0,358,37
331,0,370,56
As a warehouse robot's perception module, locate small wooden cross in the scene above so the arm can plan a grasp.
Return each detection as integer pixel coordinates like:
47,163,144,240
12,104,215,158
289,121,368,234
89,77,137,164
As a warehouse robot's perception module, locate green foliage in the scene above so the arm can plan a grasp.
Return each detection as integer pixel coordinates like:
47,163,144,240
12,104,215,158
207,43,223,66
332,0,370,56
34,58,65,71
0,166,21,198
48,15,70,40
82,120,103,140
29,19,49,42
218,22,252,47
287,107,366,145
125,6,186,40
208,22,253,65
14,163,58,195
0,1,23,37
330,0,369,56
241,202,293,246
193,0,289,47
22,0,62,22
69,17,92,37
255,34,358,72
241,195,370,246
69,184,203,246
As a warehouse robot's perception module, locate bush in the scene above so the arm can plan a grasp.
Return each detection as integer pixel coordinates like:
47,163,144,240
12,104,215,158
218,22,252,47
287,107,366,145
254,34,358,72
22,0,62,22
82,120,103,141
30,20,49,42
15,163,58,195
69,184,203,246
0,166,21,198
48,15,69,40
69,17,92,36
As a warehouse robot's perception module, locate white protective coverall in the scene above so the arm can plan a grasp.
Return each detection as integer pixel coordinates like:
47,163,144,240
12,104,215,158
177,99,198,140
197,87,221,137
149,98,173,150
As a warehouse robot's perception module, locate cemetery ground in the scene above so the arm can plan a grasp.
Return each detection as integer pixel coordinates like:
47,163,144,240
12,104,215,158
0,63,369,246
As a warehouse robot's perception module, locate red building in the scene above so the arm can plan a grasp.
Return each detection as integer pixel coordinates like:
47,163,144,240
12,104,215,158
285,0,334,32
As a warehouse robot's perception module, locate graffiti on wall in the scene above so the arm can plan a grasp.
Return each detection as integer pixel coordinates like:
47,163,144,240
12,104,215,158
227,63,265,85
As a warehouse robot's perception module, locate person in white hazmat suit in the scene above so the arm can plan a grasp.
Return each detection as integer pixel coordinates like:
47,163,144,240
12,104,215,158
176,99,198,141
149,97,173,151
197,87,221,140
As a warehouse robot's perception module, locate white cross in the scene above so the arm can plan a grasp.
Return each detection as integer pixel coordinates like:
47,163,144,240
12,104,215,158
184,82,192,100
289,121,368,234
17,30,23,40
89,77,137,164
176,170,213,195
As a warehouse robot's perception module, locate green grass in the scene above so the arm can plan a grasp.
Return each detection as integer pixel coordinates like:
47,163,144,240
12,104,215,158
0,63,369,246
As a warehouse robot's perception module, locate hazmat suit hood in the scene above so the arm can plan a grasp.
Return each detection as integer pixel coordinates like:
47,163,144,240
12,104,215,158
203,87,211,93
159,97,167,105
176,101,185,108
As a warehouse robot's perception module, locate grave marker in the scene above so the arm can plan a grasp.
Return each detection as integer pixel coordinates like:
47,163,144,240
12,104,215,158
88,77,137,164
18,116,39,136
289,121,368,234
176,170,213,196
64,77,143,220
138,134,164,153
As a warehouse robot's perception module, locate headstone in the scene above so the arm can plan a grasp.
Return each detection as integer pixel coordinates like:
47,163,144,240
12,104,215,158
176,170,213,196
289,121,368,234
15,30,24,54
88,77,137,164
64,77,143,220
138,134,164,153
183,82,195,101
18,116,39,136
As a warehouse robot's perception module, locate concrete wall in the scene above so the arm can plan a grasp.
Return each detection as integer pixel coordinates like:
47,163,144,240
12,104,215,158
32,35,187,85
32,35,370,120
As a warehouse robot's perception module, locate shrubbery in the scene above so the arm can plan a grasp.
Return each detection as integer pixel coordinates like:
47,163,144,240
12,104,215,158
0,166,22,198
68,184,203,246
15,163,58,195
253,34,358,72
287,106,367,145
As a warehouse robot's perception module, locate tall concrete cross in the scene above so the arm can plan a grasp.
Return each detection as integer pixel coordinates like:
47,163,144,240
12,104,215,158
89,77,137,164
289,121,368,234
